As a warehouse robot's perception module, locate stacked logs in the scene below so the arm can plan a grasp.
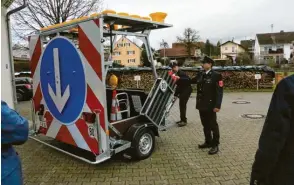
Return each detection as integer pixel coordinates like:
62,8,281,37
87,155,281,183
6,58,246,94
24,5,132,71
107,67,275,92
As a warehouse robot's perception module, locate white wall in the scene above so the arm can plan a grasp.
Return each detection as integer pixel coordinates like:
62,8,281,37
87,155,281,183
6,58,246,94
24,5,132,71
259,44,285,52
258,43,291,59
284,44,291,60
254,36,260,56
220,42,245,59
1,8,14,108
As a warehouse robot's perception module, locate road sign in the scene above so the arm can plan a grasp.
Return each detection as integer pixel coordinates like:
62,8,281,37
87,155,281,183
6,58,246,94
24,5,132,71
160,80,168,92
134,75,141,88
255,74,261,91
255,74,261,80
134,75,141,81
40,37,86,124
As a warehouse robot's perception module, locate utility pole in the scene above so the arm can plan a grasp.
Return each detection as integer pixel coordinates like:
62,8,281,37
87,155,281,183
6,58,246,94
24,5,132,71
271,24,274,33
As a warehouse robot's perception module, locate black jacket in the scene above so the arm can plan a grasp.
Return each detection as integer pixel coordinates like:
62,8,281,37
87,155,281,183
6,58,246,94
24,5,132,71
191,70,223,110
174,70,192,97
251,75,294,185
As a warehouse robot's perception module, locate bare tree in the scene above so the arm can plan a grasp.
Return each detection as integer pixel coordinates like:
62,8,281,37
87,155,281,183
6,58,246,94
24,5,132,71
177,28,200,59
12,0,103,40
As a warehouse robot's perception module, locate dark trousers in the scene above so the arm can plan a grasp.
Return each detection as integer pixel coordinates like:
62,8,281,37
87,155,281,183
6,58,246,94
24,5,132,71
199,110,220,146
179,89,192,122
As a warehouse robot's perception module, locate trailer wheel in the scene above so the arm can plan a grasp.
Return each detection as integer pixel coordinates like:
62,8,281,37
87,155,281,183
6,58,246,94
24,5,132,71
131,128,155,160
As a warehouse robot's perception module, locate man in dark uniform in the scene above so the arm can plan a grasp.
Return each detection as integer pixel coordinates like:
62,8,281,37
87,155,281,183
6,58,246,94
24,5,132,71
250,75,294,185
170,62,192,127
191,56,223,155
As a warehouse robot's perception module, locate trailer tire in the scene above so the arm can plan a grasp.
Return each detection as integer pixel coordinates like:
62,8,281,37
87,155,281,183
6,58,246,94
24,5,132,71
131,128,155,160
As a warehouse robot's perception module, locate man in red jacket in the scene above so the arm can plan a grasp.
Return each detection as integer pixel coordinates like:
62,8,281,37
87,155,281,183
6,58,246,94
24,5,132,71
170,62,192,127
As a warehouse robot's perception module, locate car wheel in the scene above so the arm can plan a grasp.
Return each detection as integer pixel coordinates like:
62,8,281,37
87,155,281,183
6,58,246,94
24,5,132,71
131,128,155,160
17,92,23,102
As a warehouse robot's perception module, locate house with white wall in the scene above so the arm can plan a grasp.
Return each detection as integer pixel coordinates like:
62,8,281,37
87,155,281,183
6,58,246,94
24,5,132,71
254,31,294,64
220,41,245,60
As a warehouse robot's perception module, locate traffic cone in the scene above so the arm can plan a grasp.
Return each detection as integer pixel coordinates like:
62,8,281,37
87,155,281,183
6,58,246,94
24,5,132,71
110,90,117,122
110,89,122,122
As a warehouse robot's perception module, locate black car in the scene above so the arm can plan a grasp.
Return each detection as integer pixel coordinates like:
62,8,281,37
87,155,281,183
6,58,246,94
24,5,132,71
15,77,33,101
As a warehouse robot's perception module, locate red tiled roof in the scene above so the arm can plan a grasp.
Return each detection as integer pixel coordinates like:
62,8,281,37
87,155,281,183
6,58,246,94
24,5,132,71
158,42,204,57
159,48,195,57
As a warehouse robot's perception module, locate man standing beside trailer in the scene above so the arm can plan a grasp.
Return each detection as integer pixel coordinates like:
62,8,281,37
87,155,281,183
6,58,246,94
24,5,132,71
191,56,223,155
171,62,192,127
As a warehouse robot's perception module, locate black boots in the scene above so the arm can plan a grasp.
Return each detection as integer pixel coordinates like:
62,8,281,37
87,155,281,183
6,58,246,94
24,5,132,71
198,142,212,149
208,146,219,155
176,121,187,127
198,143,219,155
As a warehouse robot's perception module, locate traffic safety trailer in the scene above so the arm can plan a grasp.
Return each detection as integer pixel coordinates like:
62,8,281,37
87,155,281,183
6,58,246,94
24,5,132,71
29,12,177,164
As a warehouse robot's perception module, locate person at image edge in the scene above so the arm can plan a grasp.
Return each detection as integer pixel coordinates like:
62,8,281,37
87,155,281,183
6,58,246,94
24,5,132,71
2,101,29,185
251,74,294,185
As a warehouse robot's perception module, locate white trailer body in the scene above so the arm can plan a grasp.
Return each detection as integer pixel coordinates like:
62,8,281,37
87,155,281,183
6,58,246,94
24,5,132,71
1,0,27,108
29,14,176,164
1,7,14,108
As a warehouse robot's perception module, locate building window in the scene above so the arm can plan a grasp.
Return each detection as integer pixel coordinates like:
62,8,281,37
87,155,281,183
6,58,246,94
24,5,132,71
114,60,121,64
128,59,136,63
127,51,135,55
117,43,123,48
232,47,235,52
114,51,121,56
124,43,131,47
225,47,228,50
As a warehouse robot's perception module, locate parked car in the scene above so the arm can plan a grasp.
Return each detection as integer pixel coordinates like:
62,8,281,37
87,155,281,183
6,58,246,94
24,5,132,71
15,77,33,101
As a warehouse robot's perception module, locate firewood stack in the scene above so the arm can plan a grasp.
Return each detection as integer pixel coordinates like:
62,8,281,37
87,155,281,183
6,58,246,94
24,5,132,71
107,67,275,92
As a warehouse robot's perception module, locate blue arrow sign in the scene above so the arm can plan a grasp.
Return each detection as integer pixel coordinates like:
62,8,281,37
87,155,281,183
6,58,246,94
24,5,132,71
40,37,86,124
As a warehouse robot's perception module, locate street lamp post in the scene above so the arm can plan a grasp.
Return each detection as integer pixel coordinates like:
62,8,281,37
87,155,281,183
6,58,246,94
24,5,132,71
161,39,167,66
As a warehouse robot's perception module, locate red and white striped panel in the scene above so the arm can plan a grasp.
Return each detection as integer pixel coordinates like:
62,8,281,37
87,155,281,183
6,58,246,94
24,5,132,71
29,19,108,155
29,35,43,112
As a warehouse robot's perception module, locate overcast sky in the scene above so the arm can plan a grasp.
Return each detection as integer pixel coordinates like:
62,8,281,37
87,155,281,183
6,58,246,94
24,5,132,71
104,0,294,49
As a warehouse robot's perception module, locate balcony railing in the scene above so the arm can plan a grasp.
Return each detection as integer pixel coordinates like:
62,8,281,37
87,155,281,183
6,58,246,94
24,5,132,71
260,50,284,56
